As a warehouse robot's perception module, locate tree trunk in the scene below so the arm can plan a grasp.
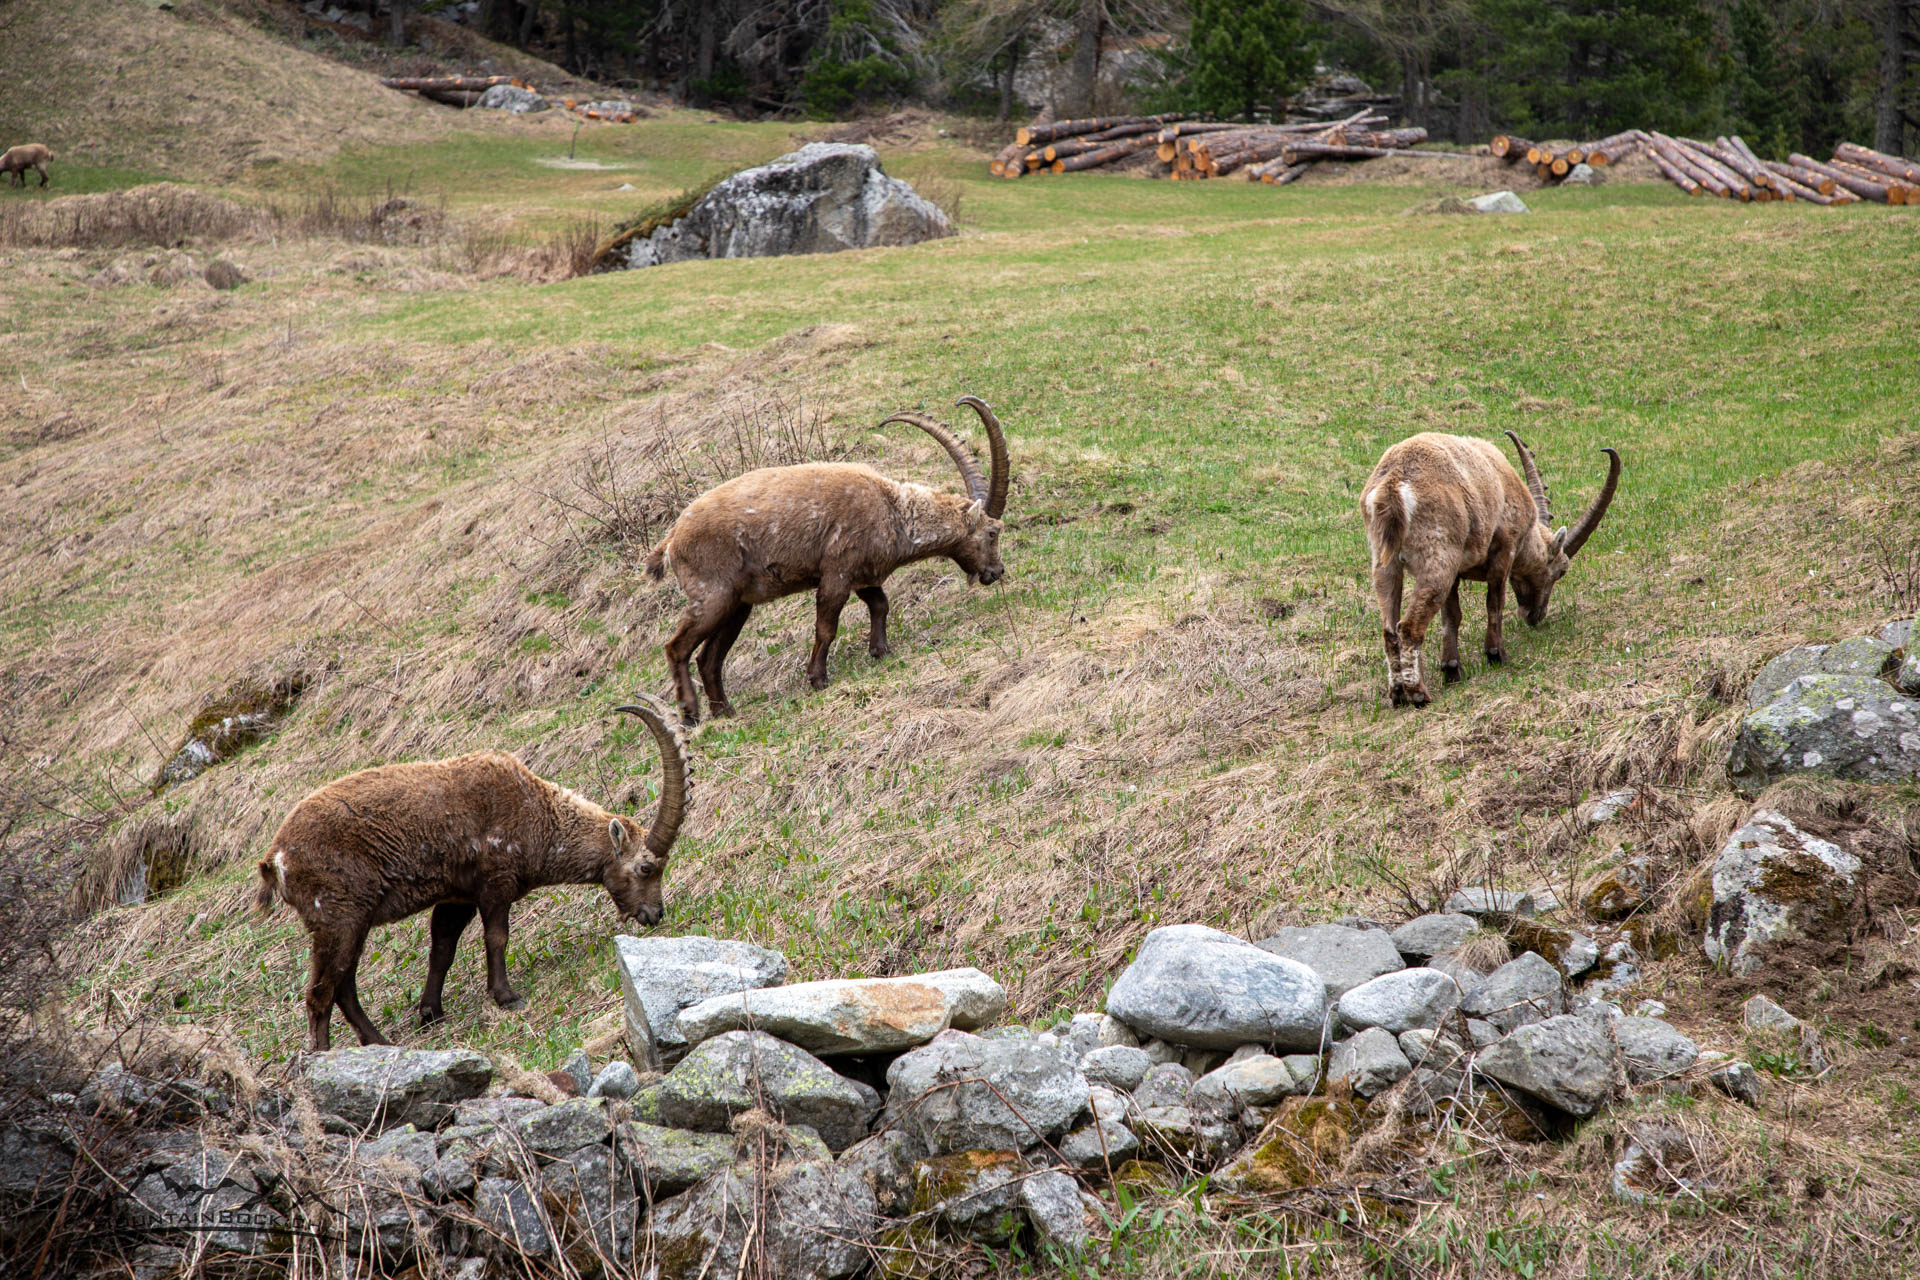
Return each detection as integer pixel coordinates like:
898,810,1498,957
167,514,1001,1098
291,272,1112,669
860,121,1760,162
518,0,538,50
387,0,407,46
997,34,1022,124
1065,0,1103,118
1877,0,1914,156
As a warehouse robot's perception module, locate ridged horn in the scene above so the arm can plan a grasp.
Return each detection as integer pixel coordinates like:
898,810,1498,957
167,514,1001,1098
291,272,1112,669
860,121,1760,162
1504,430,1552,525
955,395,1009,519
1561,447,1621,558
880,411,987,505
613,696,690,858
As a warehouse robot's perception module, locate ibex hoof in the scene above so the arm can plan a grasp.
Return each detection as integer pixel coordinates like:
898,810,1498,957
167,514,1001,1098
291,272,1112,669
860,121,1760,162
869,644,891,660
418,1003,444,1027
1485,648,1506,666
808,674,830,691
1405,684,1432,708
708,701,735,719
1388,684,1410,707
495,992,526,1012
1441,662,1462,684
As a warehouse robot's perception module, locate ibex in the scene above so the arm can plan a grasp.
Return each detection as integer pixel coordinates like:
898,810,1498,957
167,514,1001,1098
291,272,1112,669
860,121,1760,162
646,396,1009,724
1361,431,1619,706
1,144,52,188
255,698,689,1050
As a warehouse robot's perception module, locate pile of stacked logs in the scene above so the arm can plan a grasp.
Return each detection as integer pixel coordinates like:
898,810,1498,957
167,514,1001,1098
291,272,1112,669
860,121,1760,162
1646,135,1917,205
378,75,534,108
1491,130,1647,181
988,110,1440,182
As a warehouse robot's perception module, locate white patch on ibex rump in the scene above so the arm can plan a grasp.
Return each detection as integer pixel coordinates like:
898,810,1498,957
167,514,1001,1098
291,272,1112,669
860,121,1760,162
1398,482,1418,520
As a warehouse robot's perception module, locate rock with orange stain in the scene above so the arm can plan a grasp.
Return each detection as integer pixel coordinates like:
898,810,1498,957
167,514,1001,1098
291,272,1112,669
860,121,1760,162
674,969,1005,1055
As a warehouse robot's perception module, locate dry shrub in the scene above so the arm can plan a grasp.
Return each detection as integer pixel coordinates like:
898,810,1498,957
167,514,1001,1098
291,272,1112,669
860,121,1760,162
0,183,266,248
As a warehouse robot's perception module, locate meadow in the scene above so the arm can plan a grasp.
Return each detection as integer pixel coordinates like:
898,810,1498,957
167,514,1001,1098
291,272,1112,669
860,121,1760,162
3,111,1919,1276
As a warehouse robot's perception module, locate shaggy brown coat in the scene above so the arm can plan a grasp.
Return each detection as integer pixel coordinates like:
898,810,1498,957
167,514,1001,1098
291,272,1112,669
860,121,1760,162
255,699,688,1049
1361,431,1619,706
1,144,52,187
647,397,1010,724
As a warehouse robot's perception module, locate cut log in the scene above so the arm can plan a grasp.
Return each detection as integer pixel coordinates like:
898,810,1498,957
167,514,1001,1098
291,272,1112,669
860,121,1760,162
1649,148,1703,195
1834,141,1920,186
989,142,1025,177
1550,154,1571,176
1491,134,1533,160
380,75,529,93
1052,136,1156,173
1829,158,1914,201
1581,130,1646,165
1793,153,1894,202
1763,165,1847,205
1651,133,1730,197
1674,139,1752,199
1281,142,1393,164
1017,114,1190,147
1765,160,1835,195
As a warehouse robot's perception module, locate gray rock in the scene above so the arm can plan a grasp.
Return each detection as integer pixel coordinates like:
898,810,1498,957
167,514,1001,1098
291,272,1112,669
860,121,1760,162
475,1177,550,1259
1059,1119,1139,1170
1706,1058,1764,1106
626,143,952,269
514,1096,613,1158
1085,1085,1130,1124
1336,967,1462,1034
1704,811,1860,977
654,1031,878,1151
453,1096,546,1129
1460,952,1566,1034
545,1144,641,1262
1139,1038,1185,1064
912,1150,1025,1244
1730,673,1920,791
1397,1029,1467,1072
1897,650,1920,697
674,968,1004,1055
647,1163,877,1279
1444,887,1536,921
1465,1018,1501,1048
476,83,550,113
1180,1046,1229,1077
1749,638,1897,708
305,1046,493,1132
1104,924,1327,1051
884,1031,1087,1155
617,1122,735,1195
1189,1052,1312,1110
1326,1027,1411,1098
1079,1045,1153,1093
422,1148,476,1201
1587,790,1639,825
1021,1169,1089,1251
1563,163,1598,184
835,1129,922,1216
1611,1124,1712,1205
1390,913,1479,960
1424,951,1490,991
615,935,787,1068
1475,1012,1616,1116
588,1060,640,1100
1255,924,1405,999
1633,1000,1668,1018
781,1125,834,1166
1615,1017,1699,1084
1742,993,1801,1034
1880,616,1915,647
1468,190,1529,214
1586,938,1643,1000
560,1048,593,1096
1132,1062,1194,1110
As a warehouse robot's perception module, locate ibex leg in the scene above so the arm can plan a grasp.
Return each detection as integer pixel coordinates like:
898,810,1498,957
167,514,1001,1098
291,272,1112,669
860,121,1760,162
697,604,751,718
1398,569,1456,708
419,901,477,1026
856,586,891,658
806,580,851,691
1440,581,1464,684
663,591,739,725
1372,560,1406,705
1485,555,1512,665
480,903,524,1011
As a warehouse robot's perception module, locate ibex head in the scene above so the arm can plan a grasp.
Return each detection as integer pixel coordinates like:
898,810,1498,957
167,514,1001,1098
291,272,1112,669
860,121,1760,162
599,697,690,927
882,395,1010,585
1503,431,1622,627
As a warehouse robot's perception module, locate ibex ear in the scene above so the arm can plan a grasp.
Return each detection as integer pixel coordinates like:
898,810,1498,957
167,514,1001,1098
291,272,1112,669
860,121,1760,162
1552,526,1568,552
966,499,984,519
608,819,627,851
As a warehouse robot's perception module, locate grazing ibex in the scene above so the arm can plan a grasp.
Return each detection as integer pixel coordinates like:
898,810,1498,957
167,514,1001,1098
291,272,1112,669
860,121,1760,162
255,698,689,1050
1,144,52,188
646,396,1010,724
1361,431,1620,706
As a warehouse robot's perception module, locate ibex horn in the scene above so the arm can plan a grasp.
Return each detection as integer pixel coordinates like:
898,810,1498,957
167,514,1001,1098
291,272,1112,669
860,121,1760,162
880,411,987,506
1561,447,1621,558
955,396,1009,519
1503,430,1552,526
612,695,690,859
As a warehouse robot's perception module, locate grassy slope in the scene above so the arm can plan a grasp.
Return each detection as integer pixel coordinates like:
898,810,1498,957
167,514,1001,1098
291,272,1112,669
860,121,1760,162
3,119,1919,1276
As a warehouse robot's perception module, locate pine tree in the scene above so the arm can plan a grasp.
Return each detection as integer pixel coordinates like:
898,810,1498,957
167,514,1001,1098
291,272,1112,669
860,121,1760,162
1184,0,1316,120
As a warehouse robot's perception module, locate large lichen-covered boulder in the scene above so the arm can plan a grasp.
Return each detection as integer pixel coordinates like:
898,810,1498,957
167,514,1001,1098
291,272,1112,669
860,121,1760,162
646,1162,878,1280
1255,924,1405,1000
1730,673,1920,792
648,1031,878,1151
625,143,951,268
885,1030,1088,1155
304,1045,493,1132
1702,810,1860,976
1475,1012,1616,1117
673,968,1004,1056
1748,637,1898,708
1105,924,1327,1051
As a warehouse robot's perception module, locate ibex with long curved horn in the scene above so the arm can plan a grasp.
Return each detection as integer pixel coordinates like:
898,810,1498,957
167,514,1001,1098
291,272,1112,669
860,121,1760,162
254,698,689,1049
646,397,1010,724
1360,431,1620,706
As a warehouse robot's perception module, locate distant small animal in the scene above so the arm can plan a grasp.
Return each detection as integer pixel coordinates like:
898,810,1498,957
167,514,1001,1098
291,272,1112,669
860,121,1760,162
1,144,53,188
646,396,1010,724
1360,430,1619,706
256,698,689,1050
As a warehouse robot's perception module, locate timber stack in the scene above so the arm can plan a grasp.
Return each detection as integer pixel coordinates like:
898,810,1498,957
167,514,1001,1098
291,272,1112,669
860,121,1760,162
379,75,534,108
1490,130,1647,182
1643,133,1916,205
989,114,1197,178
